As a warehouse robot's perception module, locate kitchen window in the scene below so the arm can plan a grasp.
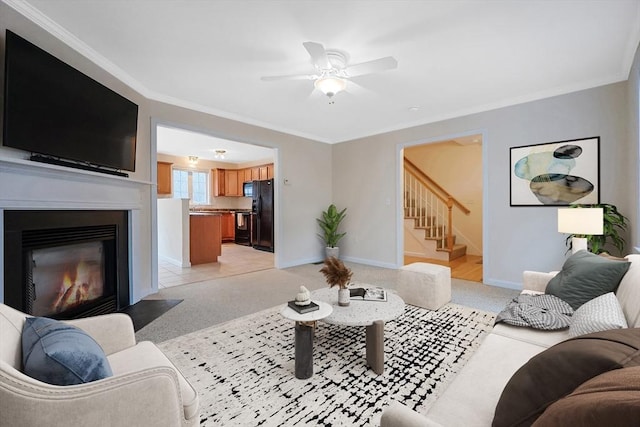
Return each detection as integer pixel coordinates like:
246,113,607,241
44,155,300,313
173,168,208,204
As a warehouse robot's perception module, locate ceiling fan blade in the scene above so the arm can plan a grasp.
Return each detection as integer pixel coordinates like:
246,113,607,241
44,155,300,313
303,41,331,70
260,73,316,82
345,56,398,77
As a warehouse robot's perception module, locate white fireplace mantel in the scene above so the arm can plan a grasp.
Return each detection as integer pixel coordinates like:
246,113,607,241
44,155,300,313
0,156,155,305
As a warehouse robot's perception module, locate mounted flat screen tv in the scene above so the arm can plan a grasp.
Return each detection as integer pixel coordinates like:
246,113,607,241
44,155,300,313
3,30,138,176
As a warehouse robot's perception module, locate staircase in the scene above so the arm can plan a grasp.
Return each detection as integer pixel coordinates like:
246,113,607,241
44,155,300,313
404,159,470,261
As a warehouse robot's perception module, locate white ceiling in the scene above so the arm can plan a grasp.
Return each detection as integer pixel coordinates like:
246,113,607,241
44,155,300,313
156,125,274,164
9,0,640,147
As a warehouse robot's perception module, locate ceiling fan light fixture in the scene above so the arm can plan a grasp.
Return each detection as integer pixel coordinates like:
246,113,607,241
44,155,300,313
314,76,347,97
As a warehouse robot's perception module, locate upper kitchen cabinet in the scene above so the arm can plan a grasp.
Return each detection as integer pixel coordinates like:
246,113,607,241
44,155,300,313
224,170,242,197
213,163,273,197
157,161,173,195
242,168,253,183
259,165,268,180
212,168,225,196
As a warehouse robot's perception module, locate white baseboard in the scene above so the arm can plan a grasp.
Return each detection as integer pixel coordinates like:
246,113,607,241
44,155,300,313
159,255,190,268
483,278,522,291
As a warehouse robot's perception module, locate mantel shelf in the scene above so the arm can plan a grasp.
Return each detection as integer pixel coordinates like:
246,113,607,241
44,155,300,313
0,156,152,187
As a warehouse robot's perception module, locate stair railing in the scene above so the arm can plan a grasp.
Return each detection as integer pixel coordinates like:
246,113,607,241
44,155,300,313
403,158,471,252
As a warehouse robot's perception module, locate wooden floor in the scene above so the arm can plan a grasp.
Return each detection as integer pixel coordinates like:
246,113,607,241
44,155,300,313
404,254,483,283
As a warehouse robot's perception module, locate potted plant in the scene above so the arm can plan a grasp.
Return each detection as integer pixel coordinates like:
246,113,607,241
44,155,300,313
317,204,347,259
319,256,353,306
565,203,628,255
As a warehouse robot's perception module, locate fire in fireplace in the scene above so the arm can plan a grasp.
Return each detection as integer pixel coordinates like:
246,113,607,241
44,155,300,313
4,210,129,319
29,241,107,317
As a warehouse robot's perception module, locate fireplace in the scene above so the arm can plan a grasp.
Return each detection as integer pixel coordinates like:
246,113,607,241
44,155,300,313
4,210,130,319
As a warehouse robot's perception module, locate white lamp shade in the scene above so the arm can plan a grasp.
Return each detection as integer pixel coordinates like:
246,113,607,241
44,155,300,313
557,208,604,235
314,77,347,96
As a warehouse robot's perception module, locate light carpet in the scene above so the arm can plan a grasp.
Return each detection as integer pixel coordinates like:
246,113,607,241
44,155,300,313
158,303,496,426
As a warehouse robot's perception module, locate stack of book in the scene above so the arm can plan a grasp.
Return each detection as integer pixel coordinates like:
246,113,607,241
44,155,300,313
287,300,319,314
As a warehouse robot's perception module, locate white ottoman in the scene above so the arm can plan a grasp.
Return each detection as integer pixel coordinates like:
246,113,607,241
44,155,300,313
397,263,451,310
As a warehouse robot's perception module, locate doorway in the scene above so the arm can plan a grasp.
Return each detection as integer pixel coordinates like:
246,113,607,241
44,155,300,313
401,133,483,282
152,122,276,289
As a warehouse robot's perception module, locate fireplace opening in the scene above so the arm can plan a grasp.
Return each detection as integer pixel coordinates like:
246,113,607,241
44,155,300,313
4,210,129,319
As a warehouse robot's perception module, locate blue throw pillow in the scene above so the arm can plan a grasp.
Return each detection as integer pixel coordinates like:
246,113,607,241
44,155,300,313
22,317,113,385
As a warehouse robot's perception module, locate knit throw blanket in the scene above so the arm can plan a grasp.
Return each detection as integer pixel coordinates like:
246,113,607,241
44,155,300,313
495,294,573,330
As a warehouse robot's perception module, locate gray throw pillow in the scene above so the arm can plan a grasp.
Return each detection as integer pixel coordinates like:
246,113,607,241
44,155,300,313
546,250,630,310
22,317,113,385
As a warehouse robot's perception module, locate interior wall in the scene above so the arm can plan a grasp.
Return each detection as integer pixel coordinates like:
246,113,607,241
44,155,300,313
627,43,640,251
404,140,483,255
157,198,190,267
333,81,631,289
149,103,333,268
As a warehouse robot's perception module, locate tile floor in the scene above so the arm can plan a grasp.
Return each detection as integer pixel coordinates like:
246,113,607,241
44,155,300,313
158,243,274,288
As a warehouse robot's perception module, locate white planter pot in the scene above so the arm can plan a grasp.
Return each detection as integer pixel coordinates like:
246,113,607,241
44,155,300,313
338,288,350,306
325,246,340,259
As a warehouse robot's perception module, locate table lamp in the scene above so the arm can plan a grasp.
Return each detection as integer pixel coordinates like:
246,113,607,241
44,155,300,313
557,207,604,253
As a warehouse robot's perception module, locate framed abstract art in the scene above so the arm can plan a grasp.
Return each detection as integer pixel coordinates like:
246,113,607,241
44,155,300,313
510,137,600,206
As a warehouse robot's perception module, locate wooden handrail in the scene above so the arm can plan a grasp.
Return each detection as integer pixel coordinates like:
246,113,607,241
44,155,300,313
404,157,471,254
404,158,471,215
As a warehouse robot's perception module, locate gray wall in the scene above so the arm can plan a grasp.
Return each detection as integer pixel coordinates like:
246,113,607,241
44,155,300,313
627,43,640,250
333,81,631,288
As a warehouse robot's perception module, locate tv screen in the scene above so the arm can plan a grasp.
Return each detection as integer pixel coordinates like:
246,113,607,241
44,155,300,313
3,30,138,173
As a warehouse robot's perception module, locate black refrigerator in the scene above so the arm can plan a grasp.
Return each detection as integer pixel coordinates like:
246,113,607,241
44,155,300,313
251,179,274,252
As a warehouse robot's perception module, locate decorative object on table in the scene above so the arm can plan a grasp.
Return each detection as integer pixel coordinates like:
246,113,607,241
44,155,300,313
294,285,311,306
317,204,347,259
319,256,353,306
350,287,387,302
557,206,603,254
287,285,319,314
561,203,628,255
510,136,599,206
287,300,320,314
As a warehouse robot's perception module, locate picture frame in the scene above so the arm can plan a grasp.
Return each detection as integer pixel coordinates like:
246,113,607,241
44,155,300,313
510,136,600,206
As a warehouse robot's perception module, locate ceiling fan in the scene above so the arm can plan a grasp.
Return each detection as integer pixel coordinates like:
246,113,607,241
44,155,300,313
261,41,398,101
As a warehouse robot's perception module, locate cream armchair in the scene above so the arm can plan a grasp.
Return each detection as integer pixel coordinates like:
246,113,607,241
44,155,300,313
0,303,199,427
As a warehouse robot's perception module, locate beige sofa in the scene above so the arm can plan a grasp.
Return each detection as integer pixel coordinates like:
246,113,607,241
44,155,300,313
381,254,640,427
0,303,199,427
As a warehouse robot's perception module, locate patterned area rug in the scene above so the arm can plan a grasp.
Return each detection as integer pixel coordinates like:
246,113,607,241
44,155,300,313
158,303,495,426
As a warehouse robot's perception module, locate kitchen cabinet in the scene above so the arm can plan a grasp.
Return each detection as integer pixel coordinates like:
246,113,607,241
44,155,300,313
259,165,269,180
189,213,222,265
221,212,235,242
251,167,260,181
212,169,225,196
243,168,253,183
213,164,273,197
238,169,244,196
225,170,241,196
157,161,173,195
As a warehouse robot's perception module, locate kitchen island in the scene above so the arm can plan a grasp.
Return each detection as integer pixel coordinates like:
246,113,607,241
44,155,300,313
189,213,222,265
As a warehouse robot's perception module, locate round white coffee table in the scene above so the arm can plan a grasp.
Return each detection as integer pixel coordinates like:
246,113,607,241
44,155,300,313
280,301,332,379
311,286,405,374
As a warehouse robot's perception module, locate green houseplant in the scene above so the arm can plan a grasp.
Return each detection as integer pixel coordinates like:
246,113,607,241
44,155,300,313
317,204,347,258
565,203,628,255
